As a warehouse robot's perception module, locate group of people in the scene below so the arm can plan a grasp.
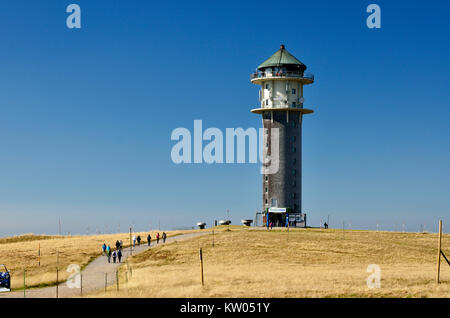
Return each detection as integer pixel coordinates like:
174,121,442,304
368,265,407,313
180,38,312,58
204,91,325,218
102,232,168,264
132,232,167,247
102,243,123,264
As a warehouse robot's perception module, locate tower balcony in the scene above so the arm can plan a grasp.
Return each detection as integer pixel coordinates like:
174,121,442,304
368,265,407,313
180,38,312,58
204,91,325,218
251,106,314,115
250,71,314,84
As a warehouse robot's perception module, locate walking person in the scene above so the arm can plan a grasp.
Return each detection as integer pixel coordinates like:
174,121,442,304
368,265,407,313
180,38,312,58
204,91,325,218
147,234,151,246
156,232,160,244
132,235,136,248
162,232,167,243
115,240,120,250
117,249,122,263
112,250,117,263
107,248,112,263
137,235,141,246
102,243,107,255
119,240,123,250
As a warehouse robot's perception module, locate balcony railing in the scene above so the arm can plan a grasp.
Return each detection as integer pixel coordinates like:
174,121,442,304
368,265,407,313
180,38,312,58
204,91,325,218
251,71,314,81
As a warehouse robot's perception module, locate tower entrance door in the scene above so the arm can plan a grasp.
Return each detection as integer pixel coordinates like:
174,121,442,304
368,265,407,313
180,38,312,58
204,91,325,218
267,212,286,227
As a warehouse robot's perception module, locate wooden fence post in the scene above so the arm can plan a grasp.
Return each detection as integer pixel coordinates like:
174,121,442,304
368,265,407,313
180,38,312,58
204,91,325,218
105,272,108,294
116,270,119,291
130,227,133,256
23,269,26,298
56,251,59,298
200,248,204,287
56,267,59,298
437,220,443,284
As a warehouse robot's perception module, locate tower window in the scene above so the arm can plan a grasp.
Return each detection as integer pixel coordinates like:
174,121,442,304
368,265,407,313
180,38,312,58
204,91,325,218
293,147,296,153
292,102,296,107
265,84,270,89
265,188,268,193
266,100,269,106
265,199,268,204
265,176,268,181
293,169,296,175
292,136,296,142
292,120,297,127
292,88,296,94
271,198,278,207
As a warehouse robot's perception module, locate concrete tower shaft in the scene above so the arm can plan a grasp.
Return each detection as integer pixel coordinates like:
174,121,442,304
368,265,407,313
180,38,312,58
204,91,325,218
262,110,303,212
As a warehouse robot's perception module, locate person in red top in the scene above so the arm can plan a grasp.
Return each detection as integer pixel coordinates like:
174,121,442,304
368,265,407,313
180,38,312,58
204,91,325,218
156,232,160,244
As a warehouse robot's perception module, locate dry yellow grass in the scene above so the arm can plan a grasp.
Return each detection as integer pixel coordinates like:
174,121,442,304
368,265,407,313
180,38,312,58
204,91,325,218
0,230,192,289
92,227,450,298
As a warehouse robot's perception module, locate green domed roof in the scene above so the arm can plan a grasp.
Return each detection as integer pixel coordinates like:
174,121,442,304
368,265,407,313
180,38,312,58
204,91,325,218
258,45,306,70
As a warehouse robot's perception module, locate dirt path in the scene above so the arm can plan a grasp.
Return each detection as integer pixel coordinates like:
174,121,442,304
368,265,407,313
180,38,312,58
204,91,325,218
0,232,208,298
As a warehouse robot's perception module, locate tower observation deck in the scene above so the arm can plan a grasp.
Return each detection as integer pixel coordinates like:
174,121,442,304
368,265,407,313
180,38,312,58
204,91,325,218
251,45,314,228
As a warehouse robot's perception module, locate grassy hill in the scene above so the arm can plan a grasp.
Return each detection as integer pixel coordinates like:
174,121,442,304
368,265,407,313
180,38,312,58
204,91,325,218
91,226,450,298
0,230,190,290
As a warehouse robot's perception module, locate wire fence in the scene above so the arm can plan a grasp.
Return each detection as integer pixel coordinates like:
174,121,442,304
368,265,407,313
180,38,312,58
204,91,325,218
18,260,134,298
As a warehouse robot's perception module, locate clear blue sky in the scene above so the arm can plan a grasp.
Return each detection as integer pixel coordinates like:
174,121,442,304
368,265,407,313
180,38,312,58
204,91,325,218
0,0,449,236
